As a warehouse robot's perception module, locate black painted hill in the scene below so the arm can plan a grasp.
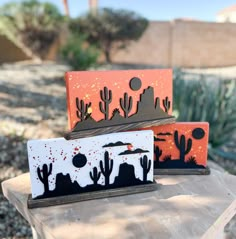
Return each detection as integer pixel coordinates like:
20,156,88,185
156,159,206,169
113,163,152,187
36,162,153,199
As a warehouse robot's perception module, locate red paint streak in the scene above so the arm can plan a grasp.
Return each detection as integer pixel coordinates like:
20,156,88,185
64,156,67,160
74,147,79,151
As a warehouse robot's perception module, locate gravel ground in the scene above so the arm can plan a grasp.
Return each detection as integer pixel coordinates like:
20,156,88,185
0,61,69,238
0,62,235,238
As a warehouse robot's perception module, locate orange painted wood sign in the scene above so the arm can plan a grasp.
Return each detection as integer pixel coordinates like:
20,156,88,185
65,70,175,139
146,122,209,169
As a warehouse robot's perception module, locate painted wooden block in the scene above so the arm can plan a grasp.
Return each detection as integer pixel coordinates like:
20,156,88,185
144,122,209,170
27,130,154,200
64,70,175,139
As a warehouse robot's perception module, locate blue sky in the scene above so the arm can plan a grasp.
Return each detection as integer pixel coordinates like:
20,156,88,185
1,0,236,21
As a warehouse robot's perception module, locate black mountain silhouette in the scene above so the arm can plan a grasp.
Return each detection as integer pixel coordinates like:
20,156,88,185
113,163,149,187
53,173,82,196
36,162,152,199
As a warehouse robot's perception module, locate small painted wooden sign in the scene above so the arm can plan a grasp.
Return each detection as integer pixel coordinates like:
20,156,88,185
65,70,175,139
27,130,154,201
144,122,209,174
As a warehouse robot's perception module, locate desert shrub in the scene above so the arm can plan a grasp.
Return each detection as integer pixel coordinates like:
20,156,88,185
0,0,63,59
69,8,148,63
162,155,172,162
186,156,197,165
173,69,236,160
60,34,99,70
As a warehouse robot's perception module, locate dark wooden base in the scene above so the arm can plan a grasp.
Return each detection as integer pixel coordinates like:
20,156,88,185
27,182,158,209
154,166,210,175
64,117,175,140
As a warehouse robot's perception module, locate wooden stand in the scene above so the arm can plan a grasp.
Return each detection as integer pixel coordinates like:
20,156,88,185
27,182,158,209
154,166,210,175
65,117,175,140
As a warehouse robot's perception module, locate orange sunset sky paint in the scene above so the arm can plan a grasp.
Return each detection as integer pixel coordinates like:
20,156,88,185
65,69,172,130
146,122,209,167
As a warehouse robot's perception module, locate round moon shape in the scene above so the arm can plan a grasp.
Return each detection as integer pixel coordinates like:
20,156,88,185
72,153,87,168
192,128,205,140
129,77,142,91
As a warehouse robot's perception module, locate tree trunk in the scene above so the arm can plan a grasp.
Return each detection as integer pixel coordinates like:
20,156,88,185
104,49,111,63
62,0,70,17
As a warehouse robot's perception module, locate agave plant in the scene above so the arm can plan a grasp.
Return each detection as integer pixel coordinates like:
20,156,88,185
186,156,197,165
162,155,172,162
173,69,236,161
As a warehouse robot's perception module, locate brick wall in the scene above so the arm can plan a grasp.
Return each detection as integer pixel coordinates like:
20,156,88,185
1,20,236,67
112,20,236,68
112,21,171,66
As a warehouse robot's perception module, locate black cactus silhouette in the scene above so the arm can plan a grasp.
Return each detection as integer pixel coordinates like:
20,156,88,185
140,155,151,182
99,87,112,120
37,163,52,193
76,97,91,121
162,96,170,113
120,93,133,118
154,145,162,167
174,131,192,162
99,151,113,186
89,167,101,185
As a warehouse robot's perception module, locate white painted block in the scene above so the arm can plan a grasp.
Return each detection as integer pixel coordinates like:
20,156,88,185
27,130,154,199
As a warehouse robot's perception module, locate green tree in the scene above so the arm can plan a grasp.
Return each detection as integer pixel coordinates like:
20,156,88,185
69,8,149,63
0,0,64,59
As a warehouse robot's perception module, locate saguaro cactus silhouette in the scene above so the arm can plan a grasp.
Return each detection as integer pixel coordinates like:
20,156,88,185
76,97,91,121
99,87,112,120
120,93,133,118
174,131,192,162
162,96,170,113
100,151,113,186
37,163,52,193
89,167,101,185
154,145,162,167
140,155,151,182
